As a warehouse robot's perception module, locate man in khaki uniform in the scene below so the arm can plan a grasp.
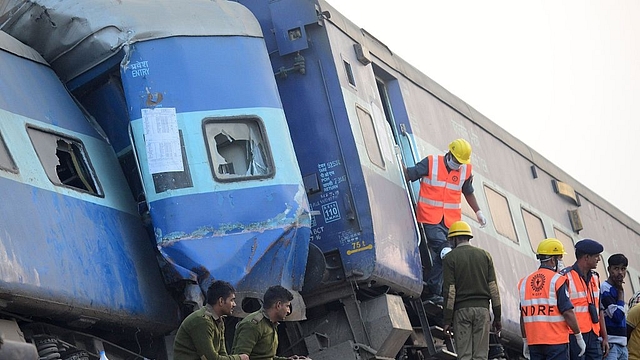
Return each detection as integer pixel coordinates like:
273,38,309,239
442,221,501,360
231,285,308,360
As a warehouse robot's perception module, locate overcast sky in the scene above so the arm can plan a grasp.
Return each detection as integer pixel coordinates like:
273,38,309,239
328,0,640,224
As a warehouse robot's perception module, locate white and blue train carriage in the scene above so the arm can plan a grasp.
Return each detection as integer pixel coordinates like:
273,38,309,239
0,0,315,319
0,30,179,359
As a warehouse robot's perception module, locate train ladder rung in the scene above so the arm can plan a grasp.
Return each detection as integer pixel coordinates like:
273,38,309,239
411,299,437,357
434,347,457,360
428,325,457,355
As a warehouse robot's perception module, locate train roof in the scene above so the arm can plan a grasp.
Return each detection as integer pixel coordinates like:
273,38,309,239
0,30,46,64
0,0,263,81
319,0,640,234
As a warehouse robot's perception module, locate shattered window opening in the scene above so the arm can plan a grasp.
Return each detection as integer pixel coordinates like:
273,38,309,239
0,132,18,173
204,117,274,182
27,127,102,196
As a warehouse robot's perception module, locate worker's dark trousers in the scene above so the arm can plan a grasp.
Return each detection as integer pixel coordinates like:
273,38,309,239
529,343,569,360
569,331,602,360
422,222,450,295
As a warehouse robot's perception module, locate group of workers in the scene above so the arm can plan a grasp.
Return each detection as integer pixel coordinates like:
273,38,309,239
173,282,309,360
520,239,640,360
171,138,639,360
405,139,640,360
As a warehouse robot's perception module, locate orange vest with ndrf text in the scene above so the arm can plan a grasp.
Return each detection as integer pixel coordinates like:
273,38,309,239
518,268,570,345
416,155,471,228
564,269,601,335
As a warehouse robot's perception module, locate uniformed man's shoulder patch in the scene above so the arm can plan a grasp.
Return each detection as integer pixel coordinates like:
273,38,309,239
558,267,571,275
250,312,264,324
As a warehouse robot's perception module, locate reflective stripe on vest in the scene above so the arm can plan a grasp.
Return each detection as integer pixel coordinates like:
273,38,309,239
416,155,471,227
565,269,601,334
518,268,570,345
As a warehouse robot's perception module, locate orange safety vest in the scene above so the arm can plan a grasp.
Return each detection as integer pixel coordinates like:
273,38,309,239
518,268,570,345
416,155,471,228
564,269,601,335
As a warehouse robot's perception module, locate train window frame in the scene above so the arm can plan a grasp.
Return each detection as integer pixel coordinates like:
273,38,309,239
203,116,275,182
27,126,103,197
621,270,635,297
0,132,18,173
553,228,576,266
483,185,518,243
461,193,477,219
343,59,356,87
355,105,385,169
596,255,607,281
521,208,546,254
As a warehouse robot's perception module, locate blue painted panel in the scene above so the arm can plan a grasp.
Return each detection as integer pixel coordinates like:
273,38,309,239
0,49,102,139
116,35,311,299
151,184,306,237
76,77,133,154
159,222,310,290
0,176,178,329
121,36,283,117
269,0,318,55
129,107,304,202
152,183,310,291
237,0,423,295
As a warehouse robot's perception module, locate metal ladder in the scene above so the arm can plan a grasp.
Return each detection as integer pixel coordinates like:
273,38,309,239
411,299,457,360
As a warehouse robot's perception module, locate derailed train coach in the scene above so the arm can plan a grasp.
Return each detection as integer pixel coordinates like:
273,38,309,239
0,0,313,358
1,0,640,360
0,30,180,359
1,0,313,318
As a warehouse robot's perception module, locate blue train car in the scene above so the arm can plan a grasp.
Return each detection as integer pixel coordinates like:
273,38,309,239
0,0,313,319
236,0,426,358
0,30,179,358
237,0,423,297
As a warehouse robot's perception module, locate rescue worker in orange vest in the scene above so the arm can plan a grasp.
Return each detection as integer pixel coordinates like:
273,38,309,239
519,238,585,360
404,138,487,304
560,239,610,360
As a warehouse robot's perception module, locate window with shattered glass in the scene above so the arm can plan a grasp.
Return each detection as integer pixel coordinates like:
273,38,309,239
204,117,274,181
27,127,102,196
0,132,18,173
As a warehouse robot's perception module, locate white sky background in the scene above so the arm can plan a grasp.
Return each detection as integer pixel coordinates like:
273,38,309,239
328,0,640,224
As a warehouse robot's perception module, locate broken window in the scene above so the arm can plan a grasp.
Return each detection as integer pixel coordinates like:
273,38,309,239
27,127,102,196
0,132,18,173
204,117,274,181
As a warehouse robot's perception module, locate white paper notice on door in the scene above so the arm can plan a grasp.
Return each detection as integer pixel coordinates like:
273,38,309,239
142,108,184,174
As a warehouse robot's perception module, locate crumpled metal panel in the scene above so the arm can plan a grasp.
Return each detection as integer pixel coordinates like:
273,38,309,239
0,0,263,81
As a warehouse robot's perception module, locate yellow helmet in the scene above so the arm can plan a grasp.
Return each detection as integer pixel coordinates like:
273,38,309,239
448,221,473,238
449,139,472,164
536,238,566,256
